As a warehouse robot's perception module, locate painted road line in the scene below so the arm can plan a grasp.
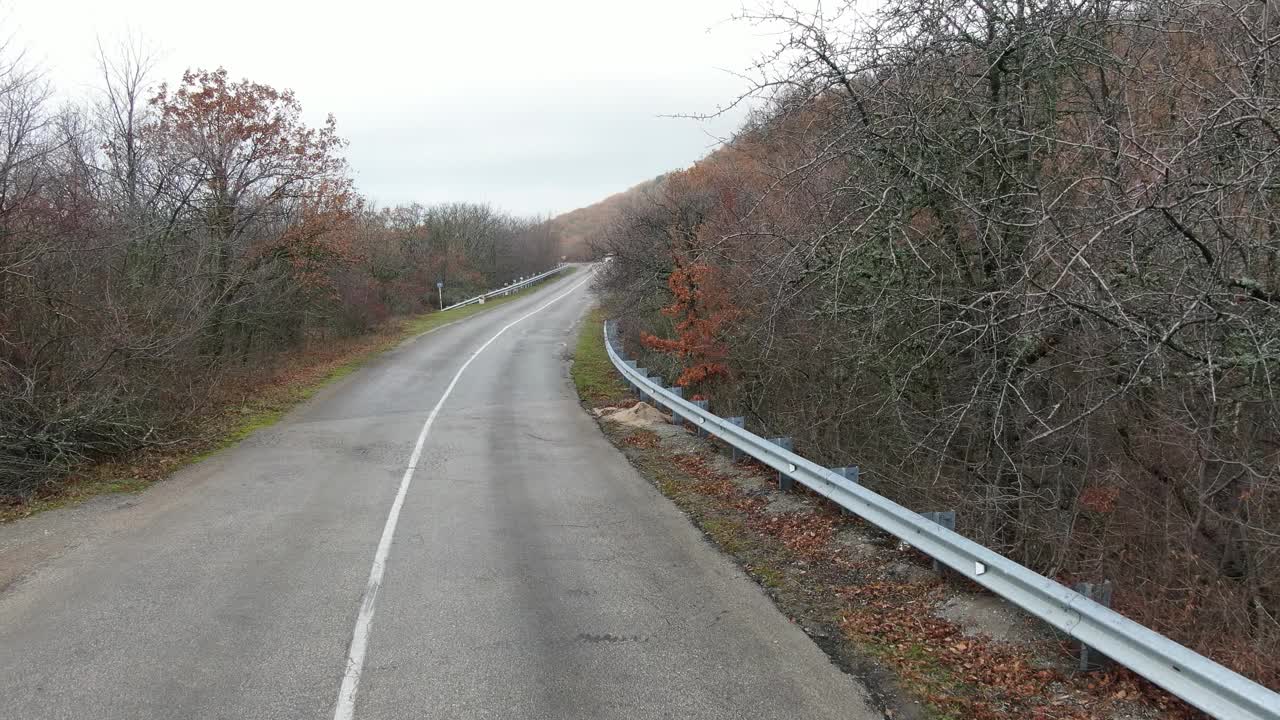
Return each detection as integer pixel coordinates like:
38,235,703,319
331,270,595,720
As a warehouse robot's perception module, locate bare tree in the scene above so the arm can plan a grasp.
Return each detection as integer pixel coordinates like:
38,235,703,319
597,0,1280,685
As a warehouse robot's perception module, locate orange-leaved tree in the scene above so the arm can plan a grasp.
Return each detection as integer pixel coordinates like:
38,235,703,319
151,67,350,355
266,177,361,303
641,259,737,390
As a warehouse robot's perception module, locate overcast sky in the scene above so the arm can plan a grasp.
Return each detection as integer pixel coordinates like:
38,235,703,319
6,0,778,217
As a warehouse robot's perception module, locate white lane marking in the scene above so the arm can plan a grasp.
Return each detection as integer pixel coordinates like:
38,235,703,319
332,270,595,720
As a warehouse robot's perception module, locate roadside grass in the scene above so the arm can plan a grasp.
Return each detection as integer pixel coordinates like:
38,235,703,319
571,306,631,408
2,268,577,523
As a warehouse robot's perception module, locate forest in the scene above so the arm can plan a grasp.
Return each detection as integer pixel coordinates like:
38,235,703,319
591,0,1280,688
0,44,560,501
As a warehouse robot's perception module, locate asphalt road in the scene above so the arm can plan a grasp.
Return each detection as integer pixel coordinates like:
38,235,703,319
0,267,876,719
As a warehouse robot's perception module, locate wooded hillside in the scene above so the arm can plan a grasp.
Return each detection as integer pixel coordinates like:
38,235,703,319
588,0,1280,689
549,176,663,260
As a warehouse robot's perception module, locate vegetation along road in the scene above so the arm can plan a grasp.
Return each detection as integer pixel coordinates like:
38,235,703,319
4,1,1278,717
0,268,877,719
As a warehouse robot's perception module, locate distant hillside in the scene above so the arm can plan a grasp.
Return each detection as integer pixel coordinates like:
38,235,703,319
550,176,664,260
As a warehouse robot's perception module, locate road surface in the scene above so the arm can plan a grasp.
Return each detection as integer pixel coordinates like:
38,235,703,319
0,267,876,719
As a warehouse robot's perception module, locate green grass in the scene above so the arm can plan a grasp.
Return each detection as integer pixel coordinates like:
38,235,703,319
3,267,579,522
702,516,749,554
571,306,631,407
751,563,787,589
188,408,286,464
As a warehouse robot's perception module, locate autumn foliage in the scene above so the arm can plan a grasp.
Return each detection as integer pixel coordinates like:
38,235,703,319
588,0,1280,692
640,261,736,389
0,56,558,501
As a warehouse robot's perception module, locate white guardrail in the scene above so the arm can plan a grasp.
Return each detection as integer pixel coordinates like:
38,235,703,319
441,265,569,312
603,320,1280,720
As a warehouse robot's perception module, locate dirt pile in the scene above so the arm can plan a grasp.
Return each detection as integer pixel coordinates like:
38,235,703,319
594,402,668,427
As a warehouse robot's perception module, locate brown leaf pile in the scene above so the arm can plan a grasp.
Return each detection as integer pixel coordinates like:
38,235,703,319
622,430,660,449
750,511,839,558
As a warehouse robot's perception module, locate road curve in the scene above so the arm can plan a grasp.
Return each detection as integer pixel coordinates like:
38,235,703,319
0,267,876,719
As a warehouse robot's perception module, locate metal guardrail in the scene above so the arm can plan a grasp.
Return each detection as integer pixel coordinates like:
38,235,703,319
602,320,1280,720
441,265,568,312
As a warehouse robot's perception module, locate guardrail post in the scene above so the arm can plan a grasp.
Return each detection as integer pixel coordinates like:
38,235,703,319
831,467,860,515
624,361,639,396
667,386,683,426
691,399,709,436
922,511,956,574
726,417,745,460
633,369,648,398
1072,581,1114,672
832,466,860,483
767,437,795,490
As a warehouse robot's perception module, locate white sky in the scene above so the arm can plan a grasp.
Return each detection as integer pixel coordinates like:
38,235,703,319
6,0,780,216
